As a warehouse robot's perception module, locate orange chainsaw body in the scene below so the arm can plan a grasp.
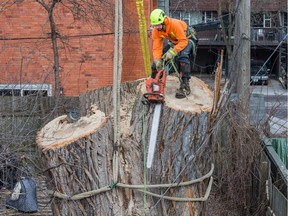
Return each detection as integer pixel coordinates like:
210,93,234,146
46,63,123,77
144,69,167,103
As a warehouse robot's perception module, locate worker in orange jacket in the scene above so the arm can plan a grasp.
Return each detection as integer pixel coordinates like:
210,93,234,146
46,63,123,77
150,8,193,99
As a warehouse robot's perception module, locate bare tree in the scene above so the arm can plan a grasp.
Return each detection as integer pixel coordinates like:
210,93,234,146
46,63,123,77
35,0,116,98
36,0,61,98
0,0,17,14
217,0,234,71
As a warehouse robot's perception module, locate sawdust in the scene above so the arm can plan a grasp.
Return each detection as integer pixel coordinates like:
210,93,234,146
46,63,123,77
119,99,135,139
141,76,213,113
36,106,106,151
37,77,213,149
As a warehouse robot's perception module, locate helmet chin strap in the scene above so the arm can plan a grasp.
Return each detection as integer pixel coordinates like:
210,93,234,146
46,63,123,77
157,23,165,32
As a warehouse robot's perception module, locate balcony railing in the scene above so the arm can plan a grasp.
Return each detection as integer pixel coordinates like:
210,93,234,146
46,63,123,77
196,27,286,45
251,27,281,42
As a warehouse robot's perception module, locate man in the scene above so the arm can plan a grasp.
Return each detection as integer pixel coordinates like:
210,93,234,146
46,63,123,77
150,8,193,99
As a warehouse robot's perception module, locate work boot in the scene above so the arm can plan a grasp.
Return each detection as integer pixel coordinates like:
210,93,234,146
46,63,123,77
179,62,191,95
175,87,185,99
175,78,191,99
182,78,191,95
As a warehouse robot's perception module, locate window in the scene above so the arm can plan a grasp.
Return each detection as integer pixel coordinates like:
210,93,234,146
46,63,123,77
280,12,287,28
202,11,217,23
170,11,203,26
182,12,190,26
252,12,275,28
264,13,271,28
171,11,180,20
0,84,52,96
251,13,263,27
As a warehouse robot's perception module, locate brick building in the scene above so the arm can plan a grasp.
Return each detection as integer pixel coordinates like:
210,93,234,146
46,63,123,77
0,0,156,96
1,1,286,97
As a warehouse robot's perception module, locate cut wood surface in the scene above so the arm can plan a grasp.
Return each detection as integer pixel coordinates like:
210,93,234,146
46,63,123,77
37,106,106,151
141,76,213,113
36,77,214,216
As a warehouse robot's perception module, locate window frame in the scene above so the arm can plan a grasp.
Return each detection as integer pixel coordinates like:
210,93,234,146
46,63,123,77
263,13,271,28
181,11,190,26
0,84,52,97
203,11,215,23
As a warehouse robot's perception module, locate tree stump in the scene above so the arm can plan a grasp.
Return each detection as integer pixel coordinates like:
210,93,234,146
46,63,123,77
129,76,214,215
36,76,214,216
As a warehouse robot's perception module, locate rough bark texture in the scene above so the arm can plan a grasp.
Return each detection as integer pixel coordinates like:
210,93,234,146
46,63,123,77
128,76,213,215
37,77,214,216
37,115,123,215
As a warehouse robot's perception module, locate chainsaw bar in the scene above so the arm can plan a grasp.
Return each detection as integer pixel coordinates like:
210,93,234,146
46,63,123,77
146,103,162,168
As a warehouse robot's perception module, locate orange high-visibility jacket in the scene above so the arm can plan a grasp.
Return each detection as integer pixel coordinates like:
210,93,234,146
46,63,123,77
152,17,188,60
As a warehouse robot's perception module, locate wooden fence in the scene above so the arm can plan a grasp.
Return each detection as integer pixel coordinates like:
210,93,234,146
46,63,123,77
0,96,79,191
264,138,288,216
0,96,79,147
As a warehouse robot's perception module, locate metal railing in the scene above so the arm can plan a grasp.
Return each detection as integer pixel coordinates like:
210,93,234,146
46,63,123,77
196,27,286,43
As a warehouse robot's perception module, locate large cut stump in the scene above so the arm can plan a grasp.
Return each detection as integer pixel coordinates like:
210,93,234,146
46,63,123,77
128,76,214,215
36,108,122,215
37,76,214,216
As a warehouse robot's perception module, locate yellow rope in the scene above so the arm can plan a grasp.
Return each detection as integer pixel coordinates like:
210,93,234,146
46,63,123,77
135,0,151,77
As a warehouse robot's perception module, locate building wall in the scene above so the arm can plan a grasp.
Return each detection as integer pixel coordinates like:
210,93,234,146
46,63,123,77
169,0,287,12
0,0,153,96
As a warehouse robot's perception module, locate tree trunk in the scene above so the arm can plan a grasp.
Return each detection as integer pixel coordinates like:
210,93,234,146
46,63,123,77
37,77,214,216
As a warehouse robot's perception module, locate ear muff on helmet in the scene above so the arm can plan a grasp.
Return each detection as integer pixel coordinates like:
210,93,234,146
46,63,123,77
150,9,166,25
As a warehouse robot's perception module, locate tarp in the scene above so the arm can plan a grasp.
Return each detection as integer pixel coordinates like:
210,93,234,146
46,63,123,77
6,178,38,213
271,138,288,169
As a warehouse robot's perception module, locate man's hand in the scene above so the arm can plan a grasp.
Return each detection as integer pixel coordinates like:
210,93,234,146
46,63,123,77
154,59,163,71
162,48,177,61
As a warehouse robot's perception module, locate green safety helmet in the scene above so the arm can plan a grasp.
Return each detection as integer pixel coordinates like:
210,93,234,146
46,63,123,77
150,9,166,25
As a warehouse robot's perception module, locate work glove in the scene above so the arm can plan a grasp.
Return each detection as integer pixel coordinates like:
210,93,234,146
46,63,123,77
162,48,177,61
154,59,163,71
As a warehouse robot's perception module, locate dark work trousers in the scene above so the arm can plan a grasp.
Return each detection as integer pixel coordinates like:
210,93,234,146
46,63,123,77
152,40,193,79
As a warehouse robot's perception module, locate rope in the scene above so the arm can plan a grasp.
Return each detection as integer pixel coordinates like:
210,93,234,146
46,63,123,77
110,181,119,189
47,186,111,201
142,104,148,214
112,0,123,183
169,60,180,77
136,176,213,202
135,0,151,77
47,164,214,201
117,163,214,189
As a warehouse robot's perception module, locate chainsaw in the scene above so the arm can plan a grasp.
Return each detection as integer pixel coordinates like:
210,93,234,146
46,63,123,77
143,68,167,104
142,59,181,105
142,62,170,168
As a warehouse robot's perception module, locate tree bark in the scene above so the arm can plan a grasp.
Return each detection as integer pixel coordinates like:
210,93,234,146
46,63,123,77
37,111,123,215
129,77,213,215
37,77,214,216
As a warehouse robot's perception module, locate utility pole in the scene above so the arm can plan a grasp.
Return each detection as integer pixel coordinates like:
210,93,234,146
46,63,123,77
231,0,251,108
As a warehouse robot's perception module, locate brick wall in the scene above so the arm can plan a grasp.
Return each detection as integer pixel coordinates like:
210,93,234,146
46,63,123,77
0,0,153,96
